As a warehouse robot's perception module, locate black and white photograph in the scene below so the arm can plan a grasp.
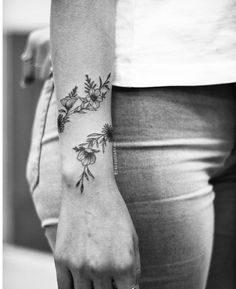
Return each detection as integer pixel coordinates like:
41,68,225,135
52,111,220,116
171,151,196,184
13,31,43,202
2,0,236,289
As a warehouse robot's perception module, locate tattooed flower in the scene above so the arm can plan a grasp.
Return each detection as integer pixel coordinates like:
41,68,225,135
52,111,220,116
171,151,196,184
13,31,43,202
76,147,99,166
60,86,79,111
57,114,65,133
86,88,103,109
61,97,77,111
102,123,113,142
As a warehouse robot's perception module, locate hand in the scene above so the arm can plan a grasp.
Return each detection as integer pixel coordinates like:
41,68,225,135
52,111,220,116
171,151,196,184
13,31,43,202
21,27,52,86
54,181,141,289
45,225,58,253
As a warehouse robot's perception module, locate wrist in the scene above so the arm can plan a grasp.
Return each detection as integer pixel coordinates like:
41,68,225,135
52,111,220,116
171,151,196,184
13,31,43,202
61,169,117,203
62,142,116,192
60,178,122,222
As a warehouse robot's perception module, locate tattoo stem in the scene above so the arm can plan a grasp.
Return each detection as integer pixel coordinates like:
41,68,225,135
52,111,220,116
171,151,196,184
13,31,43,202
76,165,95,193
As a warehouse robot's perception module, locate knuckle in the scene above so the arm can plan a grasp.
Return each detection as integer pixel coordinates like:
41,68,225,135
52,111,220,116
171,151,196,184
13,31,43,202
69,256,84,271
55,250,84,272
80,254,111,277
54,245,70,264
86,257,106,274
116,255,135,273
54,249,65,264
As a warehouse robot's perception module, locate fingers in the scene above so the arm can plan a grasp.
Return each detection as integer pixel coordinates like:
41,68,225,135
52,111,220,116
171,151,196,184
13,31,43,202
114,274,138,289
71,270,92,289
41,55,52,79
20,28,51,86
93,277,113,289
21,33,37,86
34,49,52,80
21,51,35,87
55,263,74,289
22,33,34,61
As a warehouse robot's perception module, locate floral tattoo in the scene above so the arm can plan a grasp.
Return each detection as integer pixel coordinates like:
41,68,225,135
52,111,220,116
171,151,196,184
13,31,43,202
58,73,111,133
73,123,113,193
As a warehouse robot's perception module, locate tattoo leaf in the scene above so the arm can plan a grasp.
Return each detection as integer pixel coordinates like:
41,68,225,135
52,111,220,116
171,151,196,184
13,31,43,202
84,74,97,93
74,110,87,114
73,123,113,193
87,167,95,179
99,76,103,89
76,179,81,187
79,143,89,147
84,172,89,181
81,184,84,193
58,74,111,133
87,133,101,137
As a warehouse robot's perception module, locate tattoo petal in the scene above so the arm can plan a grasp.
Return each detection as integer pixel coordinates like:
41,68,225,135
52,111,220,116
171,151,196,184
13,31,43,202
73,124,113,192
58,74,111,133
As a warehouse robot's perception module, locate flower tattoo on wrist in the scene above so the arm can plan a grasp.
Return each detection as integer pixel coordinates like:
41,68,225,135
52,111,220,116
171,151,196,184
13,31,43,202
73,123,113,193
58,73,111,133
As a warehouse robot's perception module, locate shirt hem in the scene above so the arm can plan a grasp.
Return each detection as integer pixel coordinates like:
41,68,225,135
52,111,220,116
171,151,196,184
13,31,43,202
112,61,236,87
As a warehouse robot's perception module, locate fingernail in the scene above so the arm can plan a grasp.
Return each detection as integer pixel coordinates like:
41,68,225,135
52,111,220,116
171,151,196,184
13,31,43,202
24,76,35,85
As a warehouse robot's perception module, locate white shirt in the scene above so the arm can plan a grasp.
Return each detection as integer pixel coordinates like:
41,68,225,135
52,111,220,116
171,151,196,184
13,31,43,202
113,0,236,87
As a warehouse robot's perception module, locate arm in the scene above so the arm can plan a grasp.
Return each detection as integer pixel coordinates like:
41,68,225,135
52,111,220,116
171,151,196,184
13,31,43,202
51,0,115,192
50,1,140,289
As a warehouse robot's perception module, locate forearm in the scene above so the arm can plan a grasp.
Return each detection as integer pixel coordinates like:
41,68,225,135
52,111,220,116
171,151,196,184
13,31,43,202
50,0,116,194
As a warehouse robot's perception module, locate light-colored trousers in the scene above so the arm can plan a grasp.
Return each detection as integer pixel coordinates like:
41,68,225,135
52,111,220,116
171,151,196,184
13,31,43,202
27,79,236,289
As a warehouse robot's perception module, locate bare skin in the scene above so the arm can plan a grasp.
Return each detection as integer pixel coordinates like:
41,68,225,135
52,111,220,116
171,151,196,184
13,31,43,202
22,3,141,288
50,1,141,289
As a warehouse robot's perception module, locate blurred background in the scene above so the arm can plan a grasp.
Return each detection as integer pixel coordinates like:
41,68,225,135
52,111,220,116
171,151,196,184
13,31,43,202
3,0,57,288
